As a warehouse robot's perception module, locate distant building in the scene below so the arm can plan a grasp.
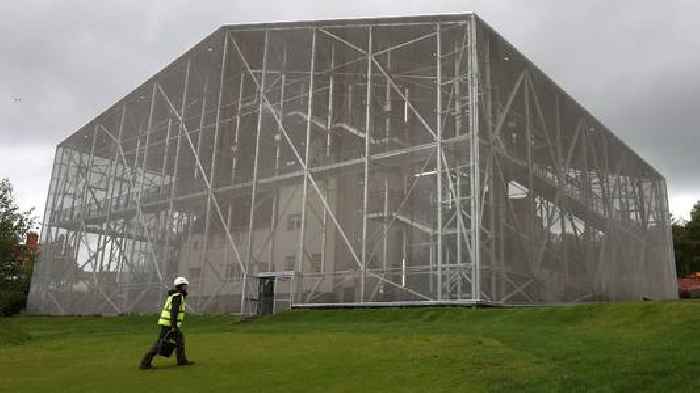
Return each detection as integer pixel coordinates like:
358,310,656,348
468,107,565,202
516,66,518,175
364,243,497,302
678,273,700,298
15,231,39,267
28,14,677,316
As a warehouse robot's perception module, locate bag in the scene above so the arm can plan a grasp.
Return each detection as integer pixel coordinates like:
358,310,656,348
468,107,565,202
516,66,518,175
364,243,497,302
158,331,177,357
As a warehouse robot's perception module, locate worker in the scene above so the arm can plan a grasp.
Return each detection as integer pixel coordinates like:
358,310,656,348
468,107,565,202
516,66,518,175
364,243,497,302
139,276,195,369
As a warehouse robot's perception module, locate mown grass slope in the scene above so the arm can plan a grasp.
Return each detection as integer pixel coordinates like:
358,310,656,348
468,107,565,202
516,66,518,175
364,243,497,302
1,301,698,393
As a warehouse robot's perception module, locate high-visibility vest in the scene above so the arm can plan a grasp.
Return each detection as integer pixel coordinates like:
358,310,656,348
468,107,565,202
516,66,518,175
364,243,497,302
157,293,186,327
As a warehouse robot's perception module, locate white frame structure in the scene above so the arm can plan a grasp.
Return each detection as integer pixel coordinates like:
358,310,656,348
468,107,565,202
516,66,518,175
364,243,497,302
28,14,677,316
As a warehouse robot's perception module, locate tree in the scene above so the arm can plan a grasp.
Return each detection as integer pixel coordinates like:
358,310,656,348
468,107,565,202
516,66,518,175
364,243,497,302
673,201,700,277
0,178,36,316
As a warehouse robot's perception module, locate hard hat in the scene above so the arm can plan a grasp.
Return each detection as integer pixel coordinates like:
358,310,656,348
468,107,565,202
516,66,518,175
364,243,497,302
173,276,190,286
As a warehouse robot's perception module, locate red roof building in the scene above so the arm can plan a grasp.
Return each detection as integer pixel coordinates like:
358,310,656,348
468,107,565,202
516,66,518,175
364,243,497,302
678,273,700,298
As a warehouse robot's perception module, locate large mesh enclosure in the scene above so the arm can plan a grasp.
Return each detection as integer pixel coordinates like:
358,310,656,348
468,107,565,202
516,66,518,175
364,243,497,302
28,14,677,316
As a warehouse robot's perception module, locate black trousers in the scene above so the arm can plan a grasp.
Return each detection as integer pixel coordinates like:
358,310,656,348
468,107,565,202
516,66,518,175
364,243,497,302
140,326,188,366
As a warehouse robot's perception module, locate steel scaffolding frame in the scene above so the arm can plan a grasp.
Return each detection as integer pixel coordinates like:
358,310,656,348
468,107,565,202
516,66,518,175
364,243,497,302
28,14,677,316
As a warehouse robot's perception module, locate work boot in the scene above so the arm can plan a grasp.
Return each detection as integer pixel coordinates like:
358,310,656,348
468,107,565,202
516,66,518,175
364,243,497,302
139,351,156,370
174,333,192,366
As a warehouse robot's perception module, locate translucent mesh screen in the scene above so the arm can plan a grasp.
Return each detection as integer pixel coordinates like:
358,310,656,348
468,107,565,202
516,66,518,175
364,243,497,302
27,14,676,316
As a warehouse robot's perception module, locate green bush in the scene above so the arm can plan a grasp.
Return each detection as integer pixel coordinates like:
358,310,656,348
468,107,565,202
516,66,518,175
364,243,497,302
0,178,36,317
0,286,28,317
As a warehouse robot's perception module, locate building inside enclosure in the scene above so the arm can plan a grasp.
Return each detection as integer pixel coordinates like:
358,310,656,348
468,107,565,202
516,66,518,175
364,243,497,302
28,13,677,316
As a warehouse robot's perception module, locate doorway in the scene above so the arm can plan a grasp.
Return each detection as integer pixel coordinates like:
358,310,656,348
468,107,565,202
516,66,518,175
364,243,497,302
250,271,294,317
257,277,275,316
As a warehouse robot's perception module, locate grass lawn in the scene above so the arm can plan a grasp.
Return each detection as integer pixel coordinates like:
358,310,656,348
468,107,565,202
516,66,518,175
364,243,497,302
1,301,699,393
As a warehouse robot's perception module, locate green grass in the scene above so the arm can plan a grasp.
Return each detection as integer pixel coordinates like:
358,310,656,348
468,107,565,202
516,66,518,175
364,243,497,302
1,302,699,392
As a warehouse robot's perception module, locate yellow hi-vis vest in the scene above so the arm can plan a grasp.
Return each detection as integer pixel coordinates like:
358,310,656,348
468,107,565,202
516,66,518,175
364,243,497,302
157,293,186,328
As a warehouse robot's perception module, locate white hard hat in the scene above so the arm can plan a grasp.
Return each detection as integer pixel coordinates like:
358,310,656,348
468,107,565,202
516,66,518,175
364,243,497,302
173,276,190,286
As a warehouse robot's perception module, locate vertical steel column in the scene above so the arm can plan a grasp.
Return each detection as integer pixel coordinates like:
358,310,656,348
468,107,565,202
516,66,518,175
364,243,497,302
112,127,128,305
662,180,676,297
99,107,127,274
170,59,192,283
55,148,74,220
195,79,209,180
581,123,592,276
128,126,142,210
396,173,414,291
47,148,67,230
93,156,112,271
601,135,613,295
626,175,633,224
401,178,407,288
136,84,157,292
361,26,373,303
127,221,137,272
298,28,317,286
638,179,647,229
327,44,335,157
44,151,63,292
321,44,334,274
69,133,92,263
435,23,443,300
43,148,62,234
651,180,660,226
225,70,245,276
200,32,229,298
164,62,188,282
453,34,463,299
429,242,435,295
113,109,130,309
155,119,170,271
382,51,391,290
656,181,665,227
67,163,81,279
76,125,98,266
403,88,409,124
45,149,63,247
197,81,211,282
484,35,497,302
242,30,269,313
468,15,481,301
347,84,353,123
138,84,157,207
270,42,287,272
525,76,535,274
160,120,172,193
75,125,99,312
37,147,65,300
555,95,569,292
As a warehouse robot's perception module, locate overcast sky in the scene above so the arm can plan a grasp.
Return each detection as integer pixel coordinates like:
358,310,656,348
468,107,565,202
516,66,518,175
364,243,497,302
1,0,698,221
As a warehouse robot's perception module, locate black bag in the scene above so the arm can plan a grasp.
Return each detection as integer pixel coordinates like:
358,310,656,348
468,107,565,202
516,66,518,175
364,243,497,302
158,331,177,357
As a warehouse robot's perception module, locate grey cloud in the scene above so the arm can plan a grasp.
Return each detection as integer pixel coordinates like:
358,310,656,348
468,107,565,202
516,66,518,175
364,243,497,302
0,0,698,215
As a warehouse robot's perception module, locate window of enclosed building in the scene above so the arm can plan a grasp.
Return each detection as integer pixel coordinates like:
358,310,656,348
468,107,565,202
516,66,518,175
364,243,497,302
287,213,301,231
310,253,322,272
285,255,296,270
